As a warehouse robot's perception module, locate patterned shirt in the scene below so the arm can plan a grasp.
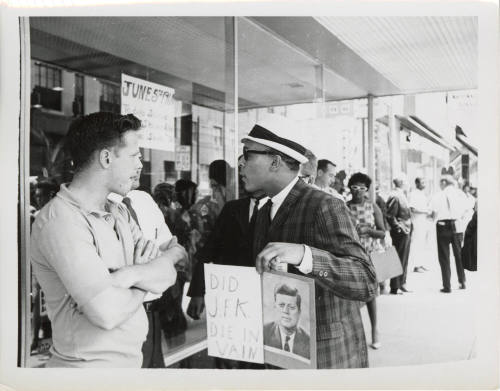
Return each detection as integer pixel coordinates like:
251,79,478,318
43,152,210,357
347,200,378,254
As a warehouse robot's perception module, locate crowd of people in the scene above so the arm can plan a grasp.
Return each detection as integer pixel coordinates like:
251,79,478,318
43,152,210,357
29,112,477,369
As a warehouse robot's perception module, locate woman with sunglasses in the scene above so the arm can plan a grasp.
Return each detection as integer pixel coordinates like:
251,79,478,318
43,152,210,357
347,172,386,349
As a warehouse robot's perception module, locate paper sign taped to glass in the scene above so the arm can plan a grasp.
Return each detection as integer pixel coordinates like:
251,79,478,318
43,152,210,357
120,73,176,152
204,264,317,369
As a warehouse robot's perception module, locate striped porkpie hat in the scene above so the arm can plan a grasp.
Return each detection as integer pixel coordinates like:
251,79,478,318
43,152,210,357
241,120,308,164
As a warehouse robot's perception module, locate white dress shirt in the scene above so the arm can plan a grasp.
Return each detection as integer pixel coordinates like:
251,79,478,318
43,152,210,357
430,185,468,233
109,190,173,301
248,196,269,222
409,188,429,214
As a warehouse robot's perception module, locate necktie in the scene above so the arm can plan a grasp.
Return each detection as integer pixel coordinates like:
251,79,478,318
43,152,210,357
252,198,273,260
284,335,290,352
123,197,140,228
249,197,261,228
248,197,262,259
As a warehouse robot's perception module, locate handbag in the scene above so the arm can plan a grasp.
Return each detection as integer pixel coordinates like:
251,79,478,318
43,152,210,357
370,245,403,283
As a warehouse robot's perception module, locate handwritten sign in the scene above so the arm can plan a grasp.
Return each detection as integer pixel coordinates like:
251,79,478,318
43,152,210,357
175,145,191,171
204,264,264,363
121,73,176,152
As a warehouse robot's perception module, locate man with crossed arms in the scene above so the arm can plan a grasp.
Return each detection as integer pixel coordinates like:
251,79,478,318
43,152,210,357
31,112,186,367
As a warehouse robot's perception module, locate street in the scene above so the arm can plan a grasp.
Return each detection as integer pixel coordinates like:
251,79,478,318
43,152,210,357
363,248,476,367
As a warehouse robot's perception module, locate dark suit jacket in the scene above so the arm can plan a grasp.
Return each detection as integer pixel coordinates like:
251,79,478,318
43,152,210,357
263,322,310,359
254,180,377,369
386,190,412,233
188,197,253,297
375,194,391,231
461,211,477,271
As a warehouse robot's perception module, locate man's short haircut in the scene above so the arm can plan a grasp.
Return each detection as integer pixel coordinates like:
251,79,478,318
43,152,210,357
348,172,372,189
317,159,336,173
393,178,404,188
274,283,301,311
65,112,141,171
153,182,176,208
415,177,424,186
209,159,231,187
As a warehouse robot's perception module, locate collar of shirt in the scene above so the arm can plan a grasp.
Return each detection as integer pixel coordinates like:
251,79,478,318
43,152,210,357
248,196,269,222
278,325,296,351
108,192,123,203
269,176,299,220
57,183,115,218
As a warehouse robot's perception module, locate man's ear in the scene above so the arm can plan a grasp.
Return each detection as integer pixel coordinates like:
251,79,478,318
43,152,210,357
270,155,281,171
99,149,112,168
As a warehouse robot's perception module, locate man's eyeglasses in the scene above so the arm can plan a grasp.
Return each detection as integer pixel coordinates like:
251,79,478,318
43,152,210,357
243,148,275,161
350,185,368,191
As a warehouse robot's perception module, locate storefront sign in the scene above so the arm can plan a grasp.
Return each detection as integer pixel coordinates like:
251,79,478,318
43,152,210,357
175,145,191,171
121,73,175,152
204,264,264,363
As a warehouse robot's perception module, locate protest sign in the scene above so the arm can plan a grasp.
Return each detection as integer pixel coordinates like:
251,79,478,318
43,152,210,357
262,271,317,369
204,264,264,363
121,73,176,152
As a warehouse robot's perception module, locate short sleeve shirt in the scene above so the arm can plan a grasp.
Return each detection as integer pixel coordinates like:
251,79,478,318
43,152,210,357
30,184,148,367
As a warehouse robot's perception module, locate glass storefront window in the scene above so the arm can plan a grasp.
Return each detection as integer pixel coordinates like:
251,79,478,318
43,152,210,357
26,16,238,368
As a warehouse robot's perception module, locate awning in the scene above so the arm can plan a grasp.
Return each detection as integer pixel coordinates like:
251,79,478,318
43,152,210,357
456,134,478,156
395,115,456,151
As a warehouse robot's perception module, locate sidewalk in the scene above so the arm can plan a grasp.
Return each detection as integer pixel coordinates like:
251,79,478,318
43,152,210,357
362,254,476,367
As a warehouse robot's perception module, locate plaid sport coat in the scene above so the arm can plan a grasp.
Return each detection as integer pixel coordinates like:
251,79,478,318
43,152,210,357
258,180,378,368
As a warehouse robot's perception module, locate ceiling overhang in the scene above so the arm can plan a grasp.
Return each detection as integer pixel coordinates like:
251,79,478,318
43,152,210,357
29,16,477,111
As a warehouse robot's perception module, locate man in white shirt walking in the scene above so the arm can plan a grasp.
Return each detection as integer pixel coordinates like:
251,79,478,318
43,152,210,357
408,177,432,273
429,175,468,293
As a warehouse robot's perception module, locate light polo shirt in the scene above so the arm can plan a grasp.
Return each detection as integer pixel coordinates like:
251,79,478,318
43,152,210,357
30,184,148,367
109,190,173,302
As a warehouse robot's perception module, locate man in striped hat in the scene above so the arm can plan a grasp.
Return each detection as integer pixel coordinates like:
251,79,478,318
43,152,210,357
241,118,377,369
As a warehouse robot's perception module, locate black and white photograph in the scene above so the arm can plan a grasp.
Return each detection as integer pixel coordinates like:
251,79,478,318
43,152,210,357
0,1,498,390
262,271,316,369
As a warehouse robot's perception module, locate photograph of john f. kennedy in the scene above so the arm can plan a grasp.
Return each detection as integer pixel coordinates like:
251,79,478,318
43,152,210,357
264,283,310,360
